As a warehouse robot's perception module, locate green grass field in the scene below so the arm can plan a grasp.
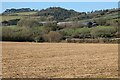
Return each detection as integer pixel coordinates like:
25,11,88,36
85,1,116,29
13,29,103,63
0,16,22,22
0,11,37,22
14,12,37,15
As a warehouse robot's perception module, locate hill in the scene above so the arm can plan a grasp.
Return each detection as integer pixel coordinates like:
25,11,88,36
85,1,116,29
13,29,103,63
2,8,37,15
1,7,119,42
35,7,119,21
1,7,119,22
35,7,81,21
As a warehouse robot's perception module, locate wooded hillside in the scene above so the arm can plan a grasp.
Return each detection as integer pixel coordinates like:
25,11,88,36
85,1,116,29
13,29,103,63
1,7,119,43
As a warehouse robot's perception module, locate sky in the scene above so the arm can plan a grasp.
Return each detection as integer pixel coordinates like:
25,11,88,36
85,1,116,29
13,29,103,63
1,2,118,13
1,0,119,2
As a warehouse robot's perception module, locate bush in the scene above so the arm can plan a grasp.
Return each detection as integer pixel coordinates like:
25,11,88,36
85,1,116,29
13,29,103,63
95,18,107,26
2,26,33,41
17,18,40,28
91,26,117,38
60,28,75,37
33,36,44,42
44,31,62,42
43,22,59,31
13,27,32,41
74,28,91,38
60,28,91,39
30,27,45,42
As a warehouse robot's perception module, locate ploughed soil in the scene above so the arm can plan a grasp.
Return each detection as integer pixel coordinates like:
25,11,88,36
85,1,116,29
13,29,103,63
1,42,118,78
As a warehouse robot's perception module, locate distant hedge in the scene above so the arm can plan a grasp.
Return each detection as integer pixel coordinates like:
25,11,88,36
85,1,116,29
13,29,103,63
66,38,119,43
2,25,118,43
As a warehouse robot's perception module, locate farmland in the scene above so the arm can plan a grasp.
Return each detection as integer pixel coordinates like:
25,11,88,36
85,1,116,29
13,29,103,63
0,11,37,22
0,15,22,22
9,12,37,16
2,42,118,78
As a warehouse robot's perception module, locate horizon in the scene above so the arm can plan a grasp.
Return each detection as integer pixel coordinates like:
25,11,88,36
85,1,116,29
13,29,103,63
1,2,118,13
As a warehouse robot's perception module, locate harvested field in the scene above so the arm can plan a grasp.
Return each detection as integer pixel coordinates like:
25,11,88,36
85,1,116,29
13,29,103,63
1,42,118,78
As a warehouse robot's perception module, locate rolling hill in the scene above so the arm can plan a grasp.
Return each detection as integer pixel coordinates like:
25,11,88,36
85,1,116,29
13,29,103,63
1,7,119,43
1,7,119,22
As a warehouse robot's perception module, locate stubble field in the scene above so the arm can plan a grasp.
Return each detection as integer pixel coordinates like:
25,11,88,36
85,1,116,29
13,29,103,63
1,42,118,78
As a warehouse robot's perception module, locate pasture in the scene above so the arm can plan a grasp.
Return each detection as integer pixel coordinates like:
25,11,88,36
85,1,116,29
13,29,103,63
2,42,118,78
13,12,37,15
0,15,22,22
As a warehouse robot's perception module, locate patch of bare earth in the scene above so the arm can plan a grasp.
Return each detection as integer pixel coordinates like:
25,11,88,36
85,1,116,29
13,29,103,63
2,42,118,78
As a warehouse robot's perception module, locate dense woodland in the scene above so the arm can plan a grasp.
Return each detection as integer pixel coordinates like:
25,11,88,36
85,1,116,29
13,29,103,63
1,7,120,43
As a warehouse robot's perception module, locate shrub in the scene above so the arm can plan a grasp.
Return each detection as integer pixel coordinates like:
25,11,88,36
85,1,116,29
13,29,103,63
60,28,91,39
91,26,117,38
60,28,75,37
13,27,32,41
43,22,59,31
2,26,32,41
33,36,44,42
17,18,40,28
95,18,107,26
44,31,62,42
74,28,91,38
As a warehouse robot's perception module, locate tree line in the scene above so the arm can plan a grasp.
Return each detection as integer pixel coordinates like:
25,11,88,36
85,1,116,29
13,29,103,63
2,18,119,43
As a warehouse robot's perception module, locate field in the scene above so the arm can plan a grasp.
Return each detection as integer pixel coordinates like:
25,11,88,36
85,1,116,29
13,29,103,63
2,42,118,78
0,16,22,22
13,12,37,15
0,15,42,22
